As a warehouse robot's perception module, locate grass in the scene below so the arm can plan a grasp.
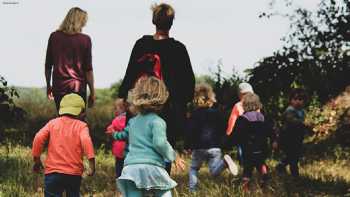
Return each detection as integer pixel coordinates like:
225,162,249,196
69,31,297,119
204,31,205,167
1,141,349,197
2,88,349,196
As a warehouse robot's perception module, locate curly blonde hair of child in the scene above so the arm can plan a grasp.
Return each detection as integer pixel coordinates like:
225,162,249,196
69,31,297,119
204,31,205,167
128,77,169,114
193,83,216,108
242,92,263,112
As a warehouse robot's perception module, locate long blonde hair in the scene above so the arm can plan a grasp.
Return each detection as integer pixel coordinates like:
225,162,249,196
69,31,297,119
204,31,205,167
59,7,88,34
128,77,169,114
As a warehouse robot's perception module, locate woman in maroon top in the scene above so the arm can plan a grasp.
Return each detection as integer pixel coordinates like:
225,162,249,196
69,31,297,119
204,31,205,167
45,7,95,110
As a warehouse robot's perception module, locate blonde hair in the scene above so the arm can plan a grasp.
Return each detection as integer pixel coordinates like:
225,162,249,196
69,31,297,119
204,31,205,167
151,3,175,30
193,84,216,108
128,77,169,114
59,7,88,34
242,93,262,112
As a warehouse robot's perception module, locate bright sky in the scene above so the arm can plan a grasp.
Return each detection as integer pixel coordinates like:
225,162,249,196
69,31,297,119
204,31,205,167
0,0,319,88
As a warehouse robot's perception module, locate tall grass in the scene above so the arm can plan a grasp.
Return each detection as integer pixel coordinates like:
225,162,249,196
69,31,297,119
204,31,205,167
2,88,349,196
0,143,349,196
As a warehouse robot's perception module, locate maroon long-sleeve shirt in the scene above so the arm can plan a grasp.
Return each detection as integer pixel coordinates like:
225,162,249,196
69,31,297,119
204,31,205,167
45,31,93,97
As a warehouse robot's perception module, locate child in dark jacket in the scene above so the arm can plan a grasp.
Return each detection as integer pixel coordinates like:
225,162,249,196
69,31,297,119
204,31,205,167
185,84,238,192
232,93,275,191
276,88,308,177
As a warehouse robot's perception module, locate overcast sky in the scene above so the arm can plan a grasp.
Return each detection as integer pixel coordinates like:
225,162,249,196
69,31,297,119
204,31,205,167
0,0,319,88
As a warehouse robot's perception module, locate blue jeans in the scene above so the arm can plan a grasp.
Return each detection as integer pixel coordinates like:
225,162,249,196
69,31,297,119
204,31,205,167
237,145,244,165
44,173,81,197
189,148,226,191
117,180,172,197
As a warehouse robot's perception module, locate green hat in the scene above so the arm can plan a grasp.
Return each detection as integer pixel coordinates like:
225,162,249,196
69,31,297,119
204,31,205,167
59,93,85,116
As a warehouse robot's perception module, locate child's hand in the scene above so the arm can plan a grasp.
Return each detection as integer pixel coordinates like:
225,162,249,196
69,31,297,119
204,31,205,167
105,125,114,135
174,156,186,172
87,168,95,176
183,149,192,155
87,158,95,176
33,162,43,173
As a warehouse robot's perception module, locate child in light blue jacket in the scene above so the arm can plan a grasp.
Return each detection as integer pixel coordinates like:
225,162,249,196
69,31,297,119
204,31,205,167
112,77,184,197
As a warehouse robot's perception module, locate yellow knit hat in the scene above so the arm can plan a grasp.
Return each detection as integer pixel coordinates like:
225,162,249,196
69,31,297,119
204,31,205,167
59,93,85,116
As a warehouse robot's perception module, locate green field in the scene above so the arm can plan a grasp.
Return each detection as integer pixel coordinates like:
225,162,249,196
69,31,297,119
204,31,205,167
1,87,349,197
1,141,349,197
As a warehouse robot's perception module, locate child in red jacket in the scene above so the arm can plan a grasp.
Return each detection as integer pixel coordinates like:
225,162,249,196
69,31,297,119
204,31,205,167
32,93,95,196
106,99,127,178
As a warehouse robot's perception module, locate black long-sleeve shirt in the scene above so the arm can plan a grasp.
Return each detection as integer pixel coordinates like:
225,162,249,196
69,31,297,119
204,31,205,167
118,35,195,105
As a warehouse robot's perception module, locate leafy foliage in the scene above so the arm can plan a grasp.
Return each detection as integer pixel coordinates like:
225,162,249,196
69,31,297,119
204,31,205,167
248,0,350,117
0,76,25,143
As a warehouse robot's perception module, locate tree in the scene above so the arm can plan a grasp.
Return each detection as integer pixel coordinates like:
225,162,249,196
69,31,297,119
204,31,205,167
249,0,350,107
0,75,25,143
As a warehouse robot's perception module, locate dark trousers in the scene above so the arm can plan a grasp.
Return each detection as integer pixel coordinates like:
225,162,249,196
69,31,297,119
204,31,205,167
44,173,81,197
242,152,268,180
279,147,302,177
115,157,125,178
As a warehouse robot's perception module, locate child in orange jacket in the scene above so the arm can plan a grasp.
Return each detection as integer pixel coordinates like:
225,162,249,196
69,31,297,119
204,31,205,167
32,93,95,196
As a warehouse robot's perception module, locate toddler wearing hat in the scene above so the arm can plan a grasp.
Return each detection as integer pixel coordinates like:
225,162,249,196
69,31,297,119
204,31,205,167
32,93,95,196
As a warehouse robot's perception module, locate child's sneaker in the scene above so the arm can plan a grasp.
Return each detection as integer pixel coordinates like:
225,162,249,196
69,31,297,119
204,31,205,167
224,154,238,175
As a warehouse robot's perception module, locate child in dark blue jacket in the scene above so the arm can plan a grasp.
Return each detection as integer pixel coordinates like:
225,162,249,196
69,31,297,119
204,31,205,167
185,84,238,192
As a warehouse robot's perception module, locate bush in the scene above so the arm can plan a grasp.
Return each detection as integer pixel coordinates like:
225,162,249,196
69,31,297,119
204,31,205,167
12,88,114,147
0,76,25,144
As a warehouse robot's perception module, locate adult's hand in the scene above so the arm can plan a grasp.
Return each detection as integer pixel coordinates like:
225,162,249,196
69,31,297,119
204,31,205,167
86,71,95,108
88,93,96,108
47,86,54,100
